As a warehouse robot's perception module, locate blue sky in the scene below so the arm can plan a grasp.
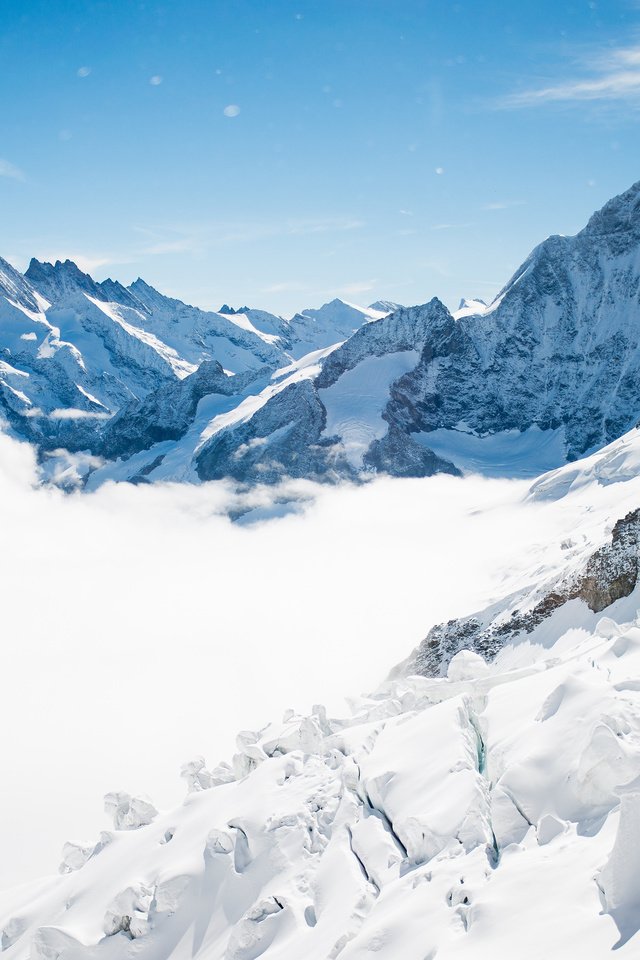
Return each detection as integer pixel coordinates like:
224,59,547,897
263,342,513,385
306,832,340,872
1,0,640,315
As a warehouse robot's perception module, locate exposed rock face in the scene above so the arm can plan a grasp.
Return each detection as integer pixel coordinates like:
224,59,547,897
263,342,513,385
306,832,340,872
98,361,268,461
364,424,459,478
25,258,106,305
0,258,292,446
403,507,640,677
195,379,357,484
578,508,640,610
383,183,640,461
315,298,456,388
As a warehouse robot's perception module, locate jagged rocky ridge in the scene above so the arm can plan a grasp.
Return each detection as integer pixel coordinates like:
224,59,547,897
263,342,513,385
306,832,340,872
400,506,640,678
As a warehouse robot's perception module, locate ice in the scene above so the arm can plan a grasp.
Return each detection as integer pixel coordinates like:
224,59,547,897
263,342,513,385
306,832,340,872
103,882,154,938
599,794,640,943
5,603,640,957
4,393,640,956
490,785,531,848
417,424,567,479
103,791,158,830
536,813,565,845
447,650,489,682
58,834,111,874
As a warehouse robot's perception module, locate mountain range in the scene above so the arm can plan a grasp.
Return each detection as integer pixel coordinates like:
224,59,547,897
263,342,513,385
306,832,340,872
2,179,640,490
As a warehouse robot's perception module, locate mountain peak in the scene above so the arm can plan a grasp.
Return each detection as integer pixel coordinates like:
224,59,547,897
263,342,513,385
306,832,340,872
99,278,150,312
218,304,251,315
127,277,169,310
582,179,640,244
25,257,104,304
368,299,403,314
453,297,487,320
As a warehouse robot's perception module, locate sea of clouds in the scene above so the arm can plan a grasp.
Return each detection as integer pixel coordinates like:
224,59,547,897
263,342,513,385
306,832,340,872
0,430,571,888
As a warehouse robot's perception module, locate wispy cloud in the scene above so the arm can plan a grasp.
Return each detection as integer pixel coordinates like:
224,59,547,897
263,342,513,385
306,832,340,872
501,42,640,108
481,200,526,211
133,217,364,259
337,280,377,296
0,159,25,181
32,252,117,274
430,222,474,231
262,281,308,294
69,254,114,273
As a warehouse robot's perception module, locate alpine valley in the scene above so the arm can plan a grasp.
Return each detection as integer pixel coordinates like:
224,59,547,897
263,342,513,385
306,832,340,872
3,182,640,959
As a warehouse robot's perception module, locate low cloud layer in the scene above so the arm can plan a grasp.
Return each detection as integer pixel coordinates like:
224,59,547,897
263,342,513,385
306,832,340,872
0,431,577,888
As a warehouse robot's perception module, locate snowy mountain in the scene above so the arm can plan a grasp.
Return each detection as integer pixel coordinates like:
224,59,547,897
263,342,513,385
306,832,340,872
3,181,640,491
47,179,640,491
189,179,640,486
286,299,397,359
0,258,397,468
3,431,640,957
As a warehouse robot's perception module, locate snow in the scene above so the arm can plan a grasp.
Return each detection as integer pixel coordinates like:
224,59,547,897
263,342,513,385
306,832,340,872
195,348,334,450
530,426,640,501
218,310,282,346
86,297,198,380
3,593,640,957
3,415,640,922
417,425,568,478
1,424,622,890
452,298,487,320
318,351,419,466
287,299,389,358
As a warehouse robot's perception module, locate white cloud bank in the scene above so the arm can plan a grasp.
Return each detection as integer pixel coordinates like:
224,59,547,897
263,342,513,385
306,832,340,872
0,430,595,889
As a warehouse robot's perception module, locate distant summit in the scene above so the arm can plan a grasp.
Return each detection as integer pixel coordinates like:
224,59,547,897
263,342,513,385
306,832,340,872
218,304,250,315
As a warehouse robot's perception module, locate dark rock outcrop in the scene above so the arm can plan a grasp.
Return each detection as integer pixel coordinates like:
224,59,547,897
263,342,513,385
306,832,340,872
97,362,269,461
364,425,460,478
195,379,357,484
402,507,640,677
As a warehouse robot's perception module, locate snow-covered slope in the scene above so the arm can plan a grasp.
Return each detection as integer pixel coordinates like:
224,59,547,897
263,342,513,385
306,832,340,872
0,257,199,449
123,279,288,371
4,432,640,957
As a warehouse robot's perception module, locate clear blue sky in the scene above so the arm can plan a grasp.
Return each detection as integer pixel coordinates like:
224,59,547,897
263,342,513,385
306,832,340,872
1,0,639,315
